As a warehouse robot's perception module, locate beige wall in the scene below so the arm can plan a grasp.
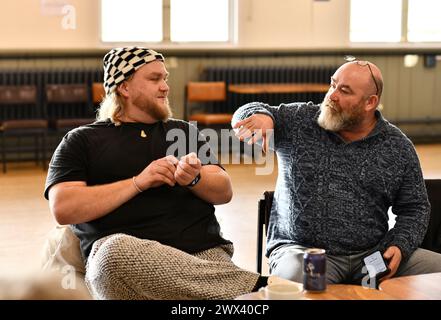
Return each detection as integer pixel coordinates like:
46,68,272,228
0,0,350,50
0,0,440,139
238,0,348,48
0,0,99,50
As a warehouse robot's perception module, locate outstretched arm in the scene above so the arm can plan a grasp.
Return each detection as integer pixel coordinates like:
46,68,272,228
232,114,274,152
232,101,307,151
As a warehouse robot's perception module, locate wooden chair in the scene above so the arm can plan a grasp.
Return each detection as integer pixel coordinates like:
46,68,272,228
92,82,105,106
0,85,48,173
256,180,441,274
184,81,232,126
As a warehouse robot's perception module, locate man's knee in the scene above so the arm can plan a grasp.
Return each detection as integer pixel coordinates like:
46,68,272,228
398,248,441,276
87,235,146,281
269,251,304,282
90,234,132,264
85,234,154,299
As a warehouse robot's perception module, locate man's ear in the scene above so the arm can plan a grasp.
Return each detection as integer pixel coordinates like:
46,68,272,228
365,95,379,112
117,82,129,98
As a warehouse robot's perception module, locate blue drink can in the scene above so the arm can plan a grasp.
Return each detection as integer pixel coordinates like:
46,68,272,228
303,248,327,292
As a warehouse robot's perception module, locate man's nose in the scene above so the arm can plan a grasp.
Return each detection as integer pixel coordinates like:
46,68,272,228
160,81,169,92
329,88,338,101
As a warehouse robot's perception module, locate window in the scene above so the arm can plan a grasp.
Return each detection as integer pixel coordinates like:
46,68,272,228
101,0,162,43
101,0,233,44
350,0,402,42
350,0,441,43
408,0,441,42
170,0,230,42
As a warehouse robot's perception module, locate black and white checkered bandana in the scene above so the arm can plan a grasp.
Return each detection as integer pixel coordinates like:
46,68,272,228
103,47,164,94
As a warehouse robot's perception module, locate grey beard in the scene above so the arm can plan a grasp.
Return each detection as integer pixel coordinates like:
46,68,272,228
317,102,345,132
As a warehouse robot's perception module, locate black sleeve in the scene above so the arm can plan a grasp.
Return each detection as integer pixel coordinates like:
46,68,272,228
44,129,89,200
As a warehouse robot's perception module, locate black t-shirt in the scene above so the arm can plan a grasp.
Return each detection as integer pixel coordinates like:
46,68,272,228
44,119,231,259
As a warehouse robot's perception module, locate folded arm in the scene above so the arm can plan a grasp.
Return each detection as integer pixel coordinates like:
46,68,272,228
173,152,232,205
187,164,232,205
49,154,232,225
48,178,139,225
49,155,178,225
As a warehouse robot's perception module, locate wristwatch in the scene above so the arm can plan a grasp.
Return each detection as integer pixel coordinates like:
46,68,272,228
187,173,201,187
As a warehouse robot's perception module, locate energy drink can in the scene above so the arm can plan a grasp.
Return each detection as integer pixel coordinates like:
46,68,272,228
303,248,327,292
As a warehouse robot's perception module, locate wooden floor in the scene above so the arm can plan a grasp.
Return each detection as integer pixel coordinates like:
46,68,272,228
1,144,441,279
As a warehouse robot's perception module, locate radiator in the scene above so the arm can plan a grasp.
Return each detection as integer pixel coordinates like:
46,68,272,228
0,69,103,121
202,66,337,114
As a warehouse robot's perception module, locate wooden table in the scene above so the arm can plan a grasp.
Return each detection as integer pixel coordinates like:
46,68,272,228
238,273,441,300
236,284,397,300
228,83,330,94
379,272,441,300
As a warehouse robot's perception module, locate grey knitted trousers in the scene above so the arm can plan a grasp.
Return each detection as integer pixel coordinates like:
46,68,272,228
85,233,260,300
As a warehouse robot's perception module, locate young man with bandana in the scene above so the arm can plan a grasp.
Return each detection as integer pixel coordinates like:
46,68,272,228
232,60,441,286
44,47,268,299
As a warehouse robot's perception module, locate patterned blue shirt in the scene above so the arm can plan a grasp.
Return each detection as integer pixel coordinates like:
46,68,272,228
232,102,430,260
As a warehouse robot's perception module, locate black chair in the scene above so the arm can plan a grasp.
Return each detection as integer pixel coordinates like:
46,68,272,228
45,84,94,132
421,179,441,253
256,191,274,274
45,84,95,151
256,179,441,273
0,85,48,173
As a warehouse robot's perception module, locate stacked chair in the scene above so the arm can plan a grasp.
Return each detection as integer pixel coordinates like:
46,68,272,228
0,84,48,173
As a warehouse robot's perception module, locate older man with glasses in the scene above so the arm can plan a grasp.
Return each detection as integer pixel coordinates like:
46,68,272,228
232,59,441,287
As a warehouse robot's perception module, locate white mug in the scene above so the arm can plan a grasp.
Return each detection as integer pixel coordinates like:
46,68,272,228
259,283,303,300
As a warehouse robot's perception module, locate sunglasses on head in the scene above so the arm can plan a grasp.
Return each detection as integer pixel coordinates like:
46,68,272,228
344,55,379,96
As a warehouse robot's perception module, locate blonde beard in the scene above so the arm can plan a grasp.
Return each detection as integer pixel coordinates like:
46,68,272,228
151,98,172,121
137,97,172,122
